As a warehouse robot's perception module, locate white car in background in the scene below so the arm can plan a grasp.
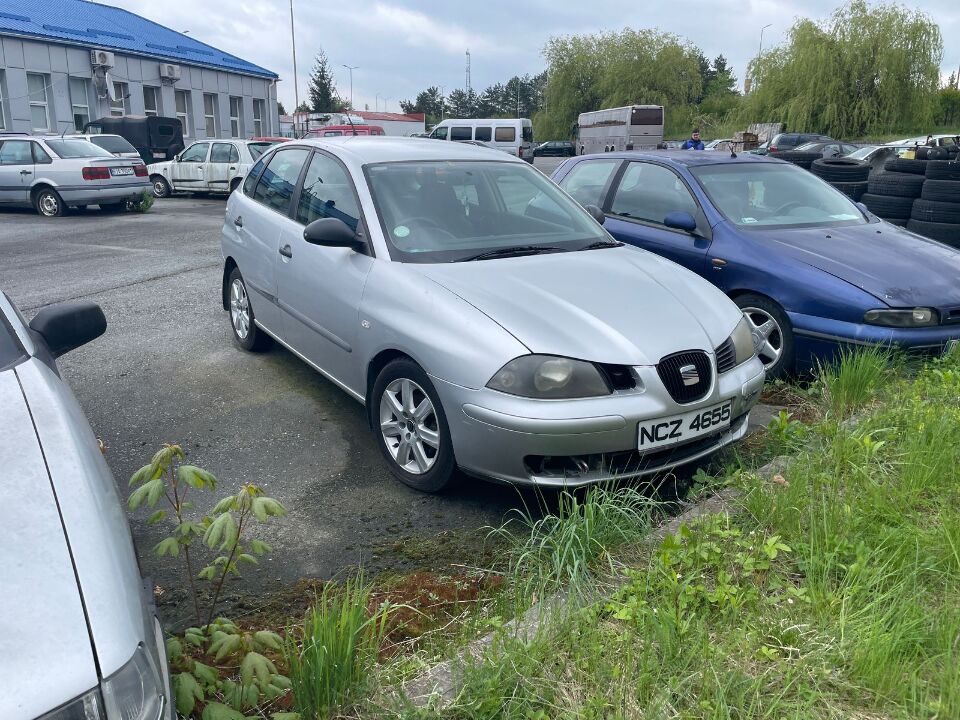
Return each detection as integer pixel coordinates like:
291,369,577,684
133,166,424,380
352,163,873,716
148,139,272,197
0,134,150,217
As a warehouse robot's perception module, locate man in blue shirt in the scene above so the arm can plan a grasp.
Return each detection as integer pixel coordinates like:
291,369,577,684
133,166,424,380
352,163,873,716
681,128,704,150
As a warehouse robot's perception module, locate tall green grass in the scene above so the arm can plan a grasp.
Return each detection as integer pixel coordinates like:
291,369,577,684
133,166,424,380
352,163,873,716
816,345,892,418
284,575,391,718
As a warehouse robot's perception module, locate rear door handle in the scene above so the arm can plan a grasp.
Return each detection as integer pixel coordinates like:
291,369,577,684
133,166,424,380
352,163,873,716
233,216,243,228
279,244,293,259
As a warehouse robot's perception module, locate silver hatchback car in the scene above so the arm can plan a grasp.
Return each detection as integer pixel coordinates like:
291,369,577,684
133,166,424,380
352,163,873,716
0,292,172,719
220,138,764,491
0,134,150,216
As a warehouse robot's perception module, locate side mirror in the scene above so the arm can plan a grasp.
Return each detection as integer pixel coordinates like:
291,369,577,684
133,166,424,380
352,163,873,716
663,211,698,233
584,204,606,225
29,301,106,358
303,218,366,252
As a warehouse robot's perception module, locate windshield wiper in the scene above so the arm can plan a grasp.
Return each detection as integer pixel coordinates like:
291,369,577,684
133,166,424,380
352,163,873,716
460,245,565,262
579,239,623,250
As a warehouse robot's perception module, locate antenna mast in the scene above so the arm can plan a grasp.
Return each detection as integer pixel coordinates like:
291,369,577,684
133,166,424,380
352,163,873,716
465,49,471,95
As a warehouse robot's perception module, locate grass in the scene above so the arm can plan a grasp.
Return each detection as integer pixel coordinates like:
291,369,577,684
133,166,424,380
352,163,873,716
391,346,960,719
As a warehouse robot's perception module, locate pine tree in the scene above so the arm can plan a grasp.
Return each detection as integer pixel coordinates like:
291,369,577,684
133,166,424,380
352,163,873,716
307,49,343,112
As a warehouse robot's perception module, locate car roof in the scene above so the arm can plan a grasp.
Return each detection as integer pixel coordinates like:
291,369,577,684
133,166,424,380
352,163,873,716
289,136,525,164
581,149,779,168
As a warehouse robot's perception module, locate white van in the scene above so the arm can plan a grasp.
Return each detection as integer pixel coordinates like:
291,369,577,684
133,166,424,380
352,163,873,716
428,118,535,162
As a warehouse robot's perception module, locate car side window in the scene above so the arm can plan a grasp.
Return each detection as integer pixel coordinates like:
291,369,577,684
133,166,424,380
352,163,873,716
0,140,34,165
450,127,472,141
32,143,53,164
494,127,516,142
243,156,268,196
557,159,619,208
180,143,209,162
474,127,492,142
210,143,235,163
432,127,448,140
252,147,310,214
295,152,361,230
609,162,699,227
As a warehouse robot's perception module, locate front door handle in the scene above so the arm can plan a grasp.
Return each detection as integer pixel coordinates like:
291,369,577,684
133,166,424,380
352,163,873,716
279,244,293,259
20,170,32,175
234,216,243,228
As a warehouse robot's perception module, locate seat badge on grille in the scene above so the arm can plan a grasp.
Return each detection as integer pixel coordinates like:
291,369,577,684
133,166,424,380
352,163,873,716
679,364,699,386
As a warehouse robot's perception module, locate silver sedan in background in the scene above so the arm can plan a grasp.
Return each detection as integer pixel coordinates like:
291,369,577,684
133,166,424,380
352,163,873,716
0,292,171,719
220,138,764,491
0,134,150,216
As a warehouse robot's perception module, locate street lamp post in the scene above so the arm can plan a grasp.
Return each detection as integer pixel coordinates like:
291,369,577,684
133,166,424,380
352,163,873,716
751,23,772,93
341,64,358,110
289,0,300,134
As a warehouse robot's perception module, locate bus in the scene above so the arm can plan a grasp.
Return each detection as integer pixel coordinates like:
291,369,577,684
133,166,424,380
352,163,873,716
576,105,664,155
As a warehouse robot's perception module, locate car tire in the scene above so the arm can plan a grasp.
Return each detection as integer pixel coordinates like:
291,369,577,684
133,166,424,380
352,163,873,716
33,187,65,217
884,157,927,175
867,172,924,198
811,158,871,182
227,268,273,352
929,147,950,161
830,180,869,201
906,219,960,246
915,147,931,160
911,199,960,224
151,175,171,198
861,192,914,219
926,161,960,181
734,294,795,380
920,180,960,203
371,358,456,493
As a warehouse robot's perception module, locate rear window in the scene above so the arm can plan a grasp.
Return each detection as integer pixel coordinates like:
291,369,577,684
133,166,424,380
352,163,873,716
522,125,533,143
630,107,663,126
90,135,137,154
44,139,111,158
157,124,175,137
248,142,275,159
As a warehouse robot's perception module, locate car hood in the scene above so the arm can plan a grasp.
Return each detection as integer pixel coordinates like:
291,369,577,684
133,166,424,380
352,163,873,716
765,223,960,307
0,367,99,719
413,246,740,365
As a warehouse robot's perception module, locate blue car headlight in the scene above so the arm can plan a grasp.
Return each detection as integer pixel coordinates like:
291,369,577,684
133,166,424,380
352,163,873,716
487,355,612,399
864,308,938,328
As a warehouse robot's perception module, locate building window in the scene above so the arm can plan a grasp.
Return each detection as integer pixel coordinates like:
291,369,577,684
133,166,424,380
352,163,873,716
175,89,192,137
143,86,160,116
203,93,219,137
110,81,130,116
27,73,50,131
69,77,91,131
229,96,243,138
252,99,265,137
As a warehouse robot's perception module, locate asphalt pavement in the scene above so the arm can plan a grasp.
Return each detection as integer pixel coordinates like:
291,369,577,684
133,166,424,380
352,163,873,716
0,166,772,624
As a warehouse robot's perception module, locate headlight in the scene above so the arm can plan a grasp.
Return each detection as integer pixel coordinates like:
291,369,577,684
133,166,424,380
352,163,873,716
864,308,938,327
487,355,611,398
39,690,104,720
101,646,164,720
730,315,756,365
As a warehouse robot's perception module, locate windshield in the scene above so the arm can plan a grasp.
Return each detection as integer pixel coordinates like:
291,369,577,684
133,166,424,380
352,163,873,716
691,162,868,229
89,135,137,154
44,139,112,159
249,141,276,159
365,160,610,263
847,146,878,160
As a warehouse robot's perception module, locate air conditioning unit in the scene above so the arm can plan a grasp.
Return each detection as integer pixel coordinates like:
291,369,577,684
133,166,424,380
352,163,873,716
90,49,115,68
159,63,181,82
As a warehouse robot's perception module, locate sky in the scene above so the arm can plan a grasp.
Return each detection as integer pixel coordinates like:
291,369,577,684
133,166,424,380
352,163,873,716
109,0,960,114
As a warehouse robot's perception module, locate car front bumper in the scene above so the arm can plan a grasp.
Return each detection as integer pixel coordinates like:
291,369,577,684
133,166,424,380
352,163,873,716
432,355,765,487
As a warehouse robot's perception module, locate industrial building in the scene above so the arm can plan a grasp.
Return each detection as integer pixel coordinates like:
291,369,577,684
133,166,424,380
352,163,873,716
0,0,279,139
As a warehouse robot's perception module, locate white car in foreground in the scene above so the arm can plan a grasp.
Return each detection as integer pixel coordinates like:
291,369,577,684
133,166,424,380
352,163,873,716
148,139,277,197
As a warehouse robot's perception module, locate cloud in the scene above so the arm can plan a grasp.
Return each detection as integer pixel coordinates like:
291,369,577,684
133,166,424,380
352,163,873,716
368,2,498,55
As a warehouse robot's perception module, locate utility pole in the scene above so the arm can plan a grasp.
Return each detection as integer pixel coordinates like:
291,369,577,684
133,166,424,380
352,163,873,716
341,64,358,109
289,0,299,132
516,78,521,118
465,49,471,95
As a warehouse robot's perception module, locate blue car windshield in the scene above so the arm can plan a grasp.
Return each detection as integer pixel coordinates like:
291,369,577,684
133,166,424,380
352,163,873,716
691,163,868,229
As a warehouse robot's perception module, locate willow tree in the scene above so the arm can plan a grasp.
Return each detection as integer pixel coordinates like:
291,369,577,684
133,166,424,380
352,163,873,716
744,0,942,137
537,29,705,139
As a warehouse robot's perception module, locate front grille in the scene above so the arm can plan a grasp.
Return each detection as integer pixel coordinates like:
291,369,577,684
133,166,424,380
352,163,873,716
657,350,712,404
715,338,736,374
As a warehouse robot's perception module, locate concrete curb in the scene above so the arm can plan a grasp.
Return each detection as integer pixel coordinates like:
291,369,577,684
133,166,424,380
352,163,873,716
398,461,787,709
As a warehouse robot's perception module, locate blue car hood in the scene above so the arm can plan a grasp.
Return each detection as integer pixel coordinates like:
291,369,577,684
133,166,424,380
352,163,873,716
766,223,960,307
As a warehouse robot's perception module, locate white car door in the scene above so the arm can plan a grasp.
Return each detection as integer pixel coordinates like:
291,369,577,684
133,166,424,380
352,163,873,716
276,150,373,392
171,142,209,192
205,142,239,193
0,140,35,205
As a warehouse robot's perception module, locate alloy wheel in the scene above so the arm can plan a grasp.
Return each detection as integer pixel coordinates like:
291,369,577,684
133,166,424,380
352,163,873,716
742,306,783,370
229,278,250,340
379,378,440,475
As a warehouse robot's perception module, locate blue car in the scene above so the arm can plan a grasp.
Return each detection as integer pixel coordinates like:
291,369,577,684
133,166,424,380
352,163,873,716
551,151,960,377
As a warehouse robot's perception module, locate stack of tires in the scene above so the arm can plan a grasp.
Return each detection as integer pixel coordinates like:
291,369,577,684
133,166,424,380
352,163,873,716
810,157,870,200
860,157,926,227
907,160,960,247
773,150,823,170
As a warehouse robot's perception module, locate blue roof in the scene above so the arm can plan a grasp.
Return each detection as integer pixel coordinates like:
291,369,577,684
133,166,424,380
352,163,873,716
0,0,277,79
